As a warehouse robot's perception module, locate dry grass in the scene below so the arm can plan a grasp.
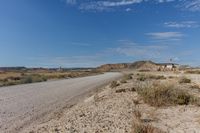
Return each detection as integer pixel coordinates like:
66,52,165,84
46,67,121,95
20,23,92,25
116,88,126,93
132,109,165,133
148,75,166,80
136,82,196,107
120,79,127,83
185,70,200,74
20,74,47,84
179,77,191,84
191,84,200,89
133,123,165,133
137,74,147,81
137,74,166,82
110,81,119,88
168,76,177,79
0,72,21,80
133,110,142,121
0,70,100,87
120,74,133,83
139,70,151,72
124,74,133,80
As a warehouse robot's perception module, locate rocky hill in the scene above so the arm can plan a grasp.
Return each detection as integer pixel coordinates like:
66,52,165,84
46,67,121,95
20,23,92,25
96,63,130,72
96,61,159,72
129,60,159,71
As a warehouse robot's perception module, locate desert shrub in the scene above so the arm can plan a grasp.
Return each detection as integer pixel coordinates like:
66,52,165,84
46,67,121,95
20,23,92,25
67,74,73,78
20,74,47,84
2,78,8,82
139,69,150,72
148,75,166,80
116,88,126,93
32,75,47,82
179,77,191,84
133,110,142,121
8,76,21,81
120,74,133,83
20,76,33,84
185,70,200,74
138,74,166,81
3,81,19,86
133,123,164,133
110,81,119,88
120,79,127,83
168,76,176,79
21,73,25,76
136,82,194,106
58,74,66,79
132,109,164,133
137,75,147,81
124,74,133,80
191,84,200,89
131,87,136,92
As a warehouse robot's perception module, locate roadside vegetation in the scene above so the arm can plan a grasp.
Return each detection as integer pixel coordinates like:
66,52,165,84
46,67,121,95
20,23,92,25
110,81,119,88
179,77,191,84
135,82,197,107
137,73,166,81
120,74,133,83
185,70,200,74
133,122,164,133
0,70,101,87
28,70,200,132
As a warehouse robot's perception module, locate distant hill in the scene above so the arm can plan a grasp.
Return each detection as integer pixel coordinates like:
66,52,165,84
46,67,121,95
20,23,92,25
96,60,159,72
129,60,158,70
96,63,130,72
0,67,27,71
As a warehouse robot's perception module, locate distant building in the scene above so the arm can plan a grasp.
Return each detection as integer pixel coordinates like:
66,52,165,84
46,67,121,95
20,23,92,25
157,63,179,71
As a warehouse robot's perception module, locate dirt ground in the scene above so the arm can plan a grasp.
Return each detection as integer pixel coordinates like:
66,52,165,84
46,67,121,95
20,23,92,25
24,71,200,133
0,73,122,133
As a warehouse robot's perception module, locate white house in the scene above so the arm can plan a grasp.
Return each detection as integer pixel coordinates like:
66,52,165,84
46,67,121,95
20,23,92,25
158,63,179,71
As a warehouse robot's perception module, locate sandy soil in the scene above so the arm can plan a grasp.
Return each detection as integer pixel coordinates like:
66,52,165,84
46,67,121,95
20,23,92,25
0,72,122,133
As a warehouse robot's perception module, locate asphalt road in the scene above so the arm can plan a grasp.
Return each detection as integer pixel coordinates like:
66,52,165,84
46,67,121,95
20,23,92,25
0,72,122,133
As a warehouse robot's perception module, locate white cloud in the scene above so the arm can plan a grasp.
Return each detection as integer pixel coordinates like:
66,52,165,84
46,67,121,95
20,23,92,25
110,40,186,64
115,45,164,57
71,0,176,11
156,0,175,3
27,55,107,68
111,40,167,59
64,0,200,12
146,32,184,40
181,0,200,12
66,0,76,5
125,8,132,11
99,0,143,7
164,21,199,28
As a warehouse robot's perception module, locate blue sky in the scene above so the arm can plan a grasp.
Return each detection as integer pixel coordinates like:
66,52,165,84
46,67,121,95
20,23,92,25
0,0,200,67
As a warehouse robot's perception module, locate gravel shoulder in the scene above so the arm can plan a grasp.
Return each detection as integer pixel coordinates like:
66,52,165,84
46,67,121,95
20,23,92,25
0,72,122,133
26,71,200,133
